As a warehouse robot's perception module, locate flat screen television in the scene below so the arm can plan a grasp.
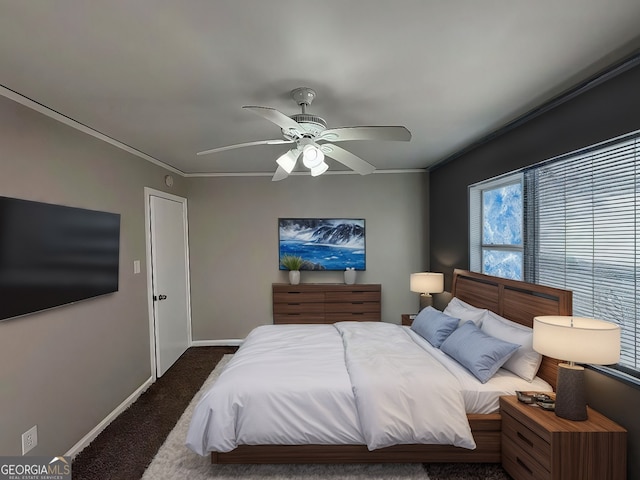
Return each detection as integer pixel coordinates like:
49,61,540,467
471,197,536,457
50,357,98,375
0,196,120,321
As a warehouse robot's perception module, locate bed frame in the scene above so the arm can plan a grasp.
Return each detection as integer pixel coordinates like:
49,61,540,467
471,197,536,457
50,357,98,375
211,269,572,464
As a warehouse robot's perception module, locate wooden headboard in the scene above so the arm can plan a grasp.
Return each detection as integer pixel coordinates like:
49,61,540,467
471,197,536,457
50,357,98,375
451,269,572,390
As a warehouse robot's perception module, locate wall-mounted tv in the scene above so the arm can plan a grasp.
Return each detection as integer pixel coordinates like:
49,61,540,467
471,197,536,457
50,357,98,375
278,218,365,271
0,196,120,321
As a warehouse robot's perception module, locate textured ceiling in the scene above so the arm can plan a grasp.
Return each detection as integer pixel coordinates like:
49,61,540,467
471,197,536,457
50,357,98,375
1,1,639,177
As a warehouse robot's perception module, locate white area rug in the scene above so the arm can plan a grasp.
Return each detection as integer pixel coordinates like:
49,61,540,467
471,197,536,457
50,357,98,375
142,354,429,479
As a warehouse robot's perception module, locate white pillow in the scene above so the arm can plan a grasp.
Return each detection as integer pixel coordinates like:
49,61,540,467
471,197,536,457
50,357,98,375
480,311,542,382
443,297,486,327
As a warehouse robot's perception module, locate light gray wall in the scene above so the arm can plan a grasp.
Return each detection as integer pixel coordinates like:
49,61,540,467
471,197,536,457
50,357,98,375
187,172,429,340
0,95,187,456
0,93,430,457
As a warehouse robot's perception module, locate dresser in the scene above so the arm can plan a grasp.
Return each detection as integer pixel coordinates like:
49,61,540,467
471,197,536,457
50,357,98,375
500,395,626,480
272,283,381,324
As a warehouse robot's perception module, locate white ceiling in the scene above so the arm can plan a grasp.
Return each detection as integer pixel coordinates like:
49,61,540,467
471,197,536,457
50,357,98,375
1,1,639,177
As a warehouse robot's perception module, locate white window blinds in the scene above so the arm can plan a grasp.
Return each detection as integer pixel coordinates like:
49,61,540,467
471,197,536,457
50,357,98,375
525,134,639,372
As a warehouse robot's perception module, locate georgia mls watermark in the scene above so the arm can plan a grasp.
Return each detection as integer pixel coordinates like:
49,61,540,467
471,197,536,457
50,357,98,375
0,456,71,480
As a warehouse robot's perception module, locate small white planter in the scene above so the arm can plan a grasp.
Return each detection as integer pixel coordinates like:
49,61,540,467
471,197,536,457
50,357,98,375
289,270,301,285
344,268,357,285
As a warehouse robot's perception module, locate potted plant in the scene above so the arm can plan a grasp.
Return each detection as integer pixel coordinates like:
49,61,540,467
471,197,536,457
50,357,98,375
280,255,304,285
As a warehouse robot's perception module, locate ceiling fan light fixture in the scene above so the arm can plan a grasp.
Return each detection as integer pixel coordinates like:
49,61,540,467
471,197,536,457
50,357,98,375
276,149,299,173
302,143,324,169
310,161,329,177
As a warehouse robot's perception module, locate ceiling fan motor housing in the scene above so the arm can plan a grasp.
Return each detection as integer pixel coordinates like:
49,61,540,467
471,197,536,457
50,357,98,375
287,113,328,137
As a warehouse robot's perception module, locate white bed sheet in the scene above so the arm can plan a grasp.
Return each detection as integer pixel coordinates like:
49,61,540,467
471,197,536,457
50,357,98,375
334,322,475,450
186,322,552,456
186,324,364,455
405,327,553,414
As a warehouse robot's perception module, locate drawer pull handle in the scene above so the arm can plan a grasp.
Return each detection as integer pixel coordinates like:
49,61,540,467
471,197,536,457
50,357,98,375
516,457,533,475
517,431,534,447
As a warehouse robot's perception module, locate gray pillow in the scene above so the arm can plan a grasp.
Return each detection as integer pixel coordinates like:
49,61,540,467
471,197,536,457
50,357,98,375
410,307,460,348
440,320,520,383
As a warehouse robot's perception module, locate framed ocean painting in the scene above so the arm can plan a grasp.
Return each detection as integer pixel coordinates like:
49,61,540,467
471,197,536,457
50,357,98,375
278,218,366,271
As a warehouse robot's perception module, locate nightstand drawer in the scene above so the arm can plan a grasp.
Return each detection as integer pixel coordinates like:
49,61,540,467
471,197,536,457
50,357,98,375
502,411,551,471
500,395,627,480
503,438,551,480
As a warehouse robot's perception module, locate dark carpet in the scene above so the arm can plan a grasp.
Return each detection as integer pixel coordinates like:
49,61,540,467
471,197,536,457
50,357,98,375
71,345,511,480
71,346,238,480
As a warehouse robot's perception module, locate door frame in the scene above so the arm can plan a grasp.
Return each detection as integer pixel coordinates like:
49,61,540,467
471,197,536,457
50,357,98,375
144,187,193,381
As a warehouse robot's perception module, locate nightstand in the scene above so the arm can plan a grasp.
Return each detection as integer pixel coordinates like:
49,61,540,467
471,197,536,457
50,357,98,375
500,395,627,480
401,314,416,326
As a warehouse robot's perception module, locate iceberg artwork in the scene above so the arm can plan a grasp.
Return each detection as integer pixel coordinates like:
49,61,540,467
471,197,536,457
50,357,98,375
278,218,366,271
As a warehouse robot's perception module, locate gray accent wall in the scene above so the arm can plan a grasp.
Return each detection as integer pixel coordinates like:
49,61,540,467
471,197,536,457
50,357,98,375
0,95,187,456
429,61,640,479
187,172,429,340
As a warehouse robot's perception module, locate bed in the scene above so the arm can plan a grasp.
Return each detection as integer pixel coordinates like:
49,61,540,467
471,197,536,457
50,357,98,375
187,269,572,464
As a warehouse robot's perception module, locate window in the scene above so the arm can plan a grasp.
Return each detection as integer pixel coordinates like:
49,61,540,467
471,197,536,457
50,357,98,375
470,131,640,375
469,175,523,280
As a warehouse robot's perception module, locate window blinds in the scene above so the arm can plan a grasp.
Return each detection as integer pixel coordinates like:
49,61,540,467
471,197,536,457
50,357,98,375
525,135,639,372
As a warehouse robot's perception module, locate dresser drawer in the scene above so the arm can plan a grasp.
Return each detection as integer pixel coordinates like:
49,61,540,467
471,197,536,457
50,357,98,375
502,437,551,480
502,410,551,471
272,284,382,325
273,314,327,324
272,302,324,315
325,312,380,322
325,302,380,313
273,292,325,303
325,290,380,303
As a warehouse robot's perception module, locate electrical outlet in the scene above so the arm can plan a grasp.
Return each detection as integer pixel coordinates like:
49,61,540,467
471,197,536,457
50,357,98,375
21,425,37,455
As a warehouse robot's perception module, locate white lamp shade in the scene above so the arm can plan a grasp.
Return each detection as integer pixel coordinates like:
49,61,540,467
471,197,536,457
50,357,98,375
302,144,324,168
310,161,329,177
410,272,444,294
533,316,620,365
276,149,299,174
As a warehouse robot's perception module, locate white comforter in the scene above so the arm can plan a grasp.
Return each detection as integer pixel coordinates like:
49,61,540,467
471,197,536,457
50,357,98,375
186,322,476,456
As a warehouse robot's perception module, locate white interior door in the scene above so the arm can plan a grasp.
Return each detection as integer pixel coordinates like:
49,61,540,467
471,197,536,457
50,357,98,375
149,194,190,377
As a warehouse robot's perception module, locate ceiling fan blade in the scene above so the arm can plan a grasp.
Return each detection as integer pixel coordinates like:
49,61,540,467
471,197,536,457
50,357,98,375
272,165,289,182
321,144,376,175
318,126,411,143
197,139,293,156
243,106,304,136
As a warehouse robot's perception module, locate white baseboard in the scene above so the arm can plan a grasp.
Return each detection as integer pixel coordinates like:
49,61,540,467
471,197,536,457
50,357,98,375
191,339,243,347
65,375,154,458
65,341,239,458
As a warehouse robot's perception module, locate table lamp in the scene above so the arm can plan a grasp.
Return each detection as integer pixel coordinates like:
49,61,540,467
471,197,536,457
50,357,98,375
533,316,620,421
410,272,444,311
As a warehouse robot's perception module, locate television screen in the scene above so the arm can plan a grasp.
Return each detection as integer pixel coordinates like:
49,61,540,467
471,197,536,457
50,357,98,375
278,218,366,271
0,196,120,321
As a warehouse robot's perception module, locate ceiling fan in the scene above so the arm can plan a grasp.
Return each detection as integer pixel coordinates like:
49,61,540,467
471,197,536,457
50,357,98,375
197,87,412,181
